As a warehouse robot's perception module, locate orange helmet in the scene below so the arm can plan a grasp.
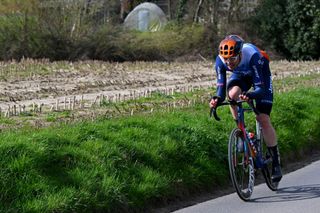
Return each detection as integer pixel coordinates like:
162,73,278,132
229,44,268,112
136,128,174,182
219,35,244,59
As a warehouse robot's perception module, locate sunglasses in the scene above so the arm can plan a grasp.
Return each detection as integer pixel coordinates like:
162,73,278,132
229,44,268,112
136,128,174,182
226,54,239,63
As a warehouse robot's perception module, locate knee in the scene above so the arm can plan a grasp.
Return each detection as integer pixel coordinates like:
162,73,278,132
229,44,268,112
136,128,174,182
228,86,241,100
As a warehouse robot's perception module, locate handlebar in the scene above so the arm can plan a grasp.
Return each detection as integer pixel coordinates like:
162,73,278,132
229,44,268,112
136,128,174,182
210,96,260,121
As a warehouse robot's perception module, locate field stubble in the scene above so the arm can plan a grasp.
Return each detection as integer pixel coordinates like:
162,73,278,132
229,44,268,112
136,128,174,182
0,59,319,128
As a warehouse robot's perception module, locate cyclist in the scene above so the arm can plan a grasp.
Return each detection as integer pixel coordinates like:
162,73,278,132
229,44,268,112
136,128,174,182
209,35,282,182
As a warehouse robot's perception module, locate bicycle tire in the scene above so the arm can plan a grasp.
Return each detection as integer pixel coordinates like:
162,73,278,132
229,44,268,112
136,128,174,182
259,131,279,191
261,151,279,191
228,128,255,201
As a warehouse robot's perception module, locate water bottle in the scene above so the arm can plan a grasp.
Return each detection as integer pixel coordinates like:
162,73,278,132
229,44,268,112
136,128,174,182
248,132,257,157
249,132,263,168
249,132,255,141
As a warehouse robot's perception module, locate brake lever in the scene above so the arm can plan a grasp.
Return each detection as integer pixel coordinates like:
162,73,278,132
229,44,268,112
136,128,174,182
209,95,222,121
210,107,221,121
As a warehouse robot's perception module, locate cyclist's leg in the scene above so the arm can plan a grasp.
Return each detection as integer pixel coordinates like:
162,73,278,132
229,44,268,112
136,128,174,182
227,74,251,120
228,85,241,120
256,101,282,182
256,113,276,147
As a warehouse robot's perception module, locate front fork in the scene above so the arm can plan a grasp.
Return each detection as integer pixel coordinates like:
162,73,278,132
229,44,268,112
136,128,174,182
237,109,260,166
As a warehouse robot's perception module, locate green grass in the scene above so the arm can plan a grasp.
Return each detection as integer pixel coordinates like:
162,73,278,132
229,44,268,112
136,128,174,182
273,89,320,154
45,111,72,122
0,87,319,212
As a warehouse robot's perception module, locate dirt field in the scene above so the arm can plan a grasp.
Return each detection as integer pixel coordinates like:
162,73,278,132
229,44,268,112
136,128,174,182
0,59,319,113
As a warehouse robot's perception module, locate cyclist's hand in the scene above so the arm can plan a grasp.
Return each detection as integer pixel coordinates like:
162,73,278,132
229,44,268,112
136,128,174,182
239,93,250,101
209,97,219,108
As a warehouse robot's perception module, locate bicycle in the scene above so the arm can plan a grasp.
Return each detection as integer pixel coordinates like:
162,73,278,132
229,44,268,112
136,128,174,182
210,97,278,201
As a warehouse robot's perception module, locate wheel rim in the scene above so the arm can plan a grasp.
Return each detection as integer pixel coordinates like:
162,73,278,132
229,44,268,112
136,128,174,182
262,152,279,191
229,129,255,200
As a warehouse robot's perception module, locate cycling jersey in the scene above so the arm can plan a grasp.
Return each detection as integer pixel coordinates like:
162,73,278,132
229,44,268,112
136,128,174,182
215,43,273,106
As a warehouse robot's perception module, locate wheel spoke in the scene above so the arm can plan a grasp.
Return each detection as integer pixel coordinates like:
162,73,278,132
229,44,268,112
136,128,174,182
228,128,254,201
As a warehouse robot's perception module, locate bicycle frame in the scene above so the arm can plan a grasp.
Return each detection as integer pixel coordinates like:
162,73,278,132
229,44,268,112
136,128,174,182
237,103,267,174
238,106,272,170
210,98,278,200
235,103,256,163
210,99,261,162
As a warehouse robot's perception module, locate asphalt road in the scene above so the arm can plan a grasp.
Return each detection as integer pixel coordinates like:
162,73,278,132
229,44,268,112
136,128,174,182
173,160,320,213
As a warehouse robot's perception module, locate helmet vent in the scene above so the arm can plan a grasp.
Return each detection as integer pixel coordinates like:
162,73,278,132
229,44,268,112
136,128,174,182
218,34,244,59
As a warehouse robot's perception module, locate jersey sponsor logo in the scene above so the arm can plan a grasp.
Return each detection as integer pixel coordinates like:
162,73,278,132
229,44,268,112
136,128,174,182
217,67,222,79
258,58,264,65
217,83,224,86
254,81,263,86
252,65,260,79
261,99,273,104
269,76,273,93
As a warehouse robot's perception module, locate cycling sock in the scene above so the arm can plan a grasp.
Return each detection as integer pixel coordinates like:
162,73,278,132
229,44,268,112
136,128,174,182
268,145,281,167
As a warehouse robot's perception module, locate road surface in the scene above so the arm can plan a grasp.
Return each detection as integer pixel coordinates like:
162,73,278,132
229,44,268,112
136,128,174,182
173,160,320,213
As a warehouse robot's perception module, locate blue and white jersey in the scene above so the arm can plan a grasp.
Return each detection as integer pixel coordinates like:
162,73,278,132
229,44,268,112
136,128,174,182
215,43,273,104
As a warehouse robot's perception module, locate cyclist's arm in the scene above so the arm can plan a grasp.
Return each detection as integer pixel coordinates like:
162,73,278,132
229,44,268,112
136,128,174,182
246,54,266,99
215,56,227,102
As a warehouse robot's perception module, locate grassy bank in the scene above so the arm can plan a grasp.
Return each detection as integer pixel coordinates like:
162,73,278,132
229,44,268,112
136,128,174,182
0,87,319,212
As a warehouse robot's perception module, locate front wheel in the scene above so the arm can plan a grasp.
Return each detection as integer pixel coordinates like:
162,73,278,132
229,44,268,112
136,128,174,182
228,128,255,201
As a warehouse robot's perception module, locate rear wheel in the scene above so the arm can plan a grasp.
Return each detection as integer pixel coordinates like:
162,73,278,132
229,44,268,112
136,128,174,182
258,131,279,191
228,128,255,201
261,149,279,191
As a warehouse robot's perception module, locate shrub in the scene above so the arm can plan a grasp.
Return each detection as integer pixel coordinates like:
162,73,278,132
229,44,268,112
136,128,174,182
250,0,320,60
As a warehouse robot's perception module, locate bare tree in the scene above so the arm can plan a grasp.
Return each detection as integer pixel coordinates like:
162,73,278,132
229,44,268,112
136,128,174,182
193,0,204,22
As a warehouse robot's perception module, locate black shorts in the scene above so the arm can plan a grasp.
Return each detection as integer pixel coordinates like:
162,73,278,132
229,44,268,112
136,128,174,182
227,74,252,93
256,102,272,116
227,74,273,116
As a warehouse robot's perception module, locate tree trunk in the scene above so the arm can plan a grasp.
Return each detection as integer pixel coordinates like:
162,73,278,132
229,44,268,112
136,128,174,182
176,0,188,22
193,0,204,23
120,0,134,21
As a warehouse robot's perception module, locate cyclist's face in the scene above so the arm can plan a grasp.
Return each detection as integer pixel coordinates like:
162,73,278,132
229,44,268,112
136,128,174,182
225,54,240,70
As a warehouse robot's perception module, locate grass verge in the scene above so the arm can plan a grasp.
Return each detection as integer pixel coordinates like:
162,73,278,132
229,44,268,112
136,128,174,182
0,87,319,212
